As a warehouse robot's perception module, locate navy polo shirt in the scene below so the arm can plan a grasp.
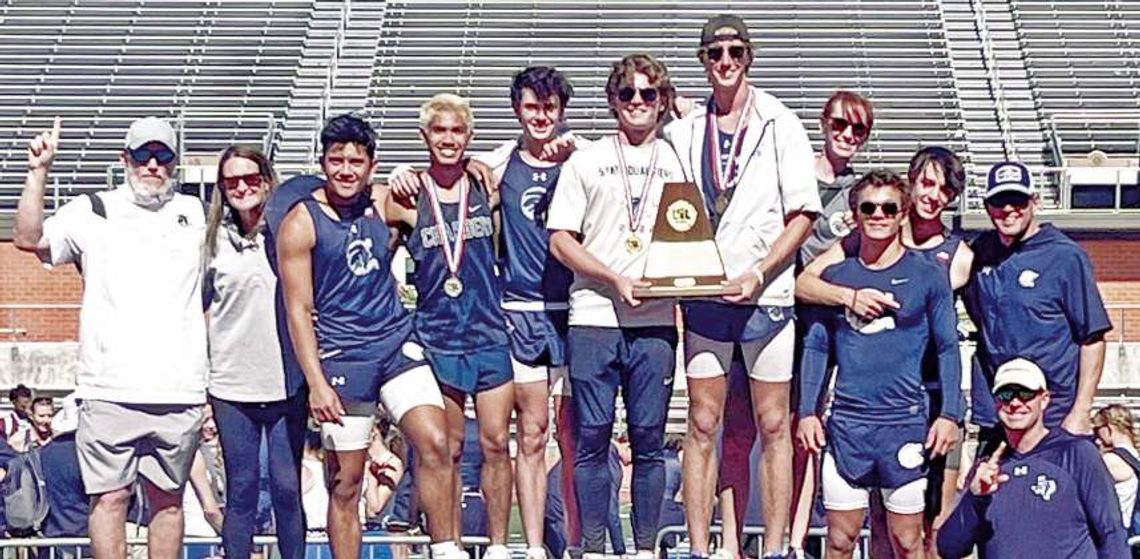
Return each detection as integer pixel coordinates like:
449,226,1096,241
964,225,1111,427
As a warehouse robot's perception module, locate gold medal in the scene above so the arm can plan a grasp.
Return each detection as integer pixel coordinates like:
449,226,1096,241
443,276,464,298
625,234,643,254
714,193,729,215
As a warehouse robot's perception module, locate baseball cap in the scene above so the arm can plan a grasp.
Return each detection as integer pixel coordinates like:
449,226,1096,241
992,358,1047,393
700,14,750,46
125,116,177,151
985,161,1032,199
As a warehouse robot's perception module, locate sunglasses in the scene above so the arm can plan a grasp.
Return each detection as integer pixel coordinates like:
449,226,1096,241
703,45,747,62
985,191,1032,209
858,201,900,217
829,117,869,139
128,145,176,166
617,86,659,104
995,386,1043,405
221,173,263,189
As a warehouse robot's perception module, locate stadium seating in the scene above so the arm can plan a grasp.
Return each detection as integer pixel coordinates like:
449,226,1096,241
1012,0,1140,159
0,0,316,210
366,1,969,177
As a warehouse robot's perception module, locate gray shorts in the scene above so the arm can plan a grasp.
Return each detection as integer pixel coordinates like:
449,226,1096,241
76,400,203,494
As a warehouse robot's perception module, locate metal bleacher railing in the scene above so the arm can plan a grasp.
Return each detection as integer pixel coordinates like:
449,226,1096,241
366,0,969,177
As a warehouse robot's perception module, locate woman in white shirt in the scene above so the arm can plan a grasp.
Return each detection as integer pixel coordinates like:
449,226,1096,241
204,146,307,559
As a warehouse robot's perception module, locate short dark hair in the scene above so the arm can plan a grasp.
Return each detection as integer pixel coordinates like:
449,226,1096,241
31,397,52,410
510,66,574,112
908,146,966,200
320,113,376,159
8,384,31,402
848,169,911,213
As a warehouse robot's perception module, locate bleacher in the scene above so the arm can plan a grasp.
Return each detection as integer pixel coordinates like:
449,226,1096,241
1011,0,1140,160
366,0,969,176
0,1,1137,221
0,0,316,211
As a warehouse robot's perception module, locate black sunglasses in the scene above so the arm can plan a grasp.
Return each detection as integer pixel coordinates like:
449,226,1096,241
985,191,1032,209
617,87,659,104
858,201,900,217
995,386,1043,405
129,145,176,166
703,45,747,62
830,117,869,138
221,173,264,189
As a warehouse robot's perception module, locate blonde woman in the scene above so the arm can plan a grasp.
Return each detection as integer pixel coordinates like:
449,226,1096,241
1094,405,1140,532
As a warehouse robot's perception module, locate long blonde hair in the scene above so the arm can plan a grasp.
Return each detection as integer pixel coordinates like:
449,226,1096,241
204,145,278,259
1094,404,1140,448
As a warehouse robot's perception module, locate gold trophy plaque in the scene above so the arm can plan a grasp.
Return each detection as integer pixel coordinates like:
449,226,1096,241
632,182,741,298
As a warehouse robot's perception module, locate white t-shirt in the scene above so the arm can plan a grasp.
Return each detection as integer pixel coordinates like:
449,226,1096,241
40,187,208,405
663,86,823,307
546,135,683,328
204,224,287,402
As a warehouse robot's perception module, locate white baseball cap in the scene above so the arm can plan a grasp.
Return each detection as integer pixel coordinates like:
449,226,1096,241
992,358,1047,393
125,116,177,151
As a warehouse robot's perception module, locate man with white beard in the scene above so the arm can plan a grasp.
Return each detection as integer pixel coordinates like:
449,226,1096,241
14,116,208,559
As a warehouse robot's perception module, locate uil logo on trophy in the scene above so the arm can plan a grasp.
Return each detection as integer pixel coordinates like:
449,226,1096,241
633,181,741,297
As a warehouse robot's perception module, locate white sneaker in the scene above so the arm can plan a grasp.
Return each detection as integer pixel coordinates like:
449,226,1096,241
485,545,512,559
526,547,547,559
635,551,656,559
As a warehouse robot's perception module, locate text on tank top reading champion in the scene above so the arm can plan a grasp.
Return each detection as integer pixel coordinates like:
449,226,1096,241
419,171,473,298
613,136,659,256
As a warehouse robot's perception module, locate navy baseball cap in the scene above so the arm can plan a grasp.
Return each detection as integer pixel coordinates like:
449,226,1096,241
986,161,1033,199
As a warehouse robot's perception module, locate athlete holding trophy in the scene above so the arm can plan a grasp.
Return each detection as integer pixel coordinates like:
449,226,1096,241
658,15,822,559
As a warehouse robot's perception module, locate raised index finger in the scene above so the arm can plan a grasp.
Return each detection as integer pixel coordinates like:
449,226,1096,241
987,441,1007,466
51,116,62,142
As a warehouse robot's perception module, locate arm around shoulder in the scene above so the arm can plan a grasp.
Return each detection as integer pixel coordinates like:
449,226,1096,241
795,242,854,307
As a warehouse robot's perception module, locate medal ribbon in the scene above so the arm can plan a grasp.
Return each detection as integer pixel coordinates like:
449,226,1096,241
420,173,469,278
705,89,753,194
613,136,660,234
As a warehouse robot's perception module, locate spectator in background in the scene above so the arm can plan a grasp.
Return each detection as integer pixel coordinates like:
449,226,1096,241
15,116,209,559
2,384,34,441
184,409,226,559
38,397,89,558
203,144,307,559
0,433,17,536
29,397,54,447
1094,405,1140,535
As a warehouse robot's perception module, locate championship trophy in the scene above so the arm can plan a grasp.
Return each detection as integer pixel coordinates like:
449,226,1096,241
632,181,741,298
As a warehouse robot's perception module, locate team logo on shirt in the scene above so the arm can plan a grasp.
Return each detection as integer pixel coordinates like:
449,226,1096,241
1031,474,1057,502
828,211,852,237
1018,269,1040,288
329,376,346,387
521,186,548,221
346,237,381,277
1014,465,1029,477
896,442,925,469
666,200,698,233
532,171,548,182
845,292,897,334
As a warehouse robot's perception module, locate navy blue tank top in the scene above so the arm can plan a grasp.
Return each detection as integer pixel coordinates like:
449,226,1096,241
915,232,963,387
499,149,572,304
303,198,412,362
405,174,508,353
